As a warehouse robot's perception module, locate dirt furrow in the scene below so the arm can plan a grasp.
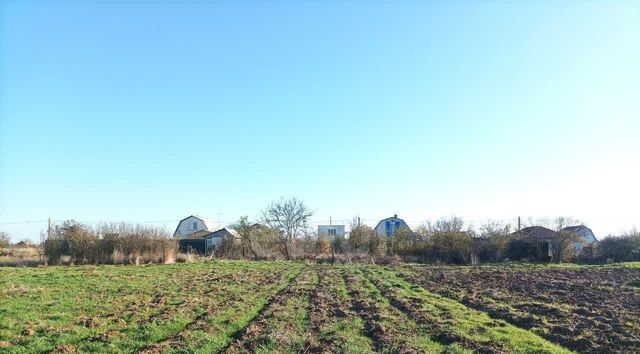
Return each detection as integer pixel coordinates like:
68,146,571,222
136,270,288,353
342,269,428,354
362,269,506,354
304,267,375,354
396,265,640,353
223,269,315,354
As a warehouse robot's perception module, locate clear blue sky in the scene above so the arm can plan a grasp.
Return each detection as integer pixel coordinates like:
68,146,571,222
1,1,639,241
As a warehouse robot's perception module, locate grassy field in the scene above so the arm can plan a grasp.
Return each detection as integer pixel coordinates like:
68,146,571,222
0,261,638,353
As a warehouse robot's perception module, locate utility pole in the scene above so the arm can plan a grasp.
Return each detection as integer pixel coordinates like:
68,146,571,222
47,218,51,240
517,216,521,232
329,216,332,226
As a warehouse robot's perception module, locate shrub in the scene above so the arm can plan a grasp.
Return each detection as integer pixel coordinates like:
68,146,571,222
316,239,330,256
595,230,640,262
44,221,176,265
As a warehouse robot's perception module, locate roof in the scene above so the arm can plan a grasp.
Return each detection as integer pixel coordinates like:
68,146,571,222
173,215,218,235
202,228,240,239
516,226,556,240
373,215,407,231
562,225,598,242
562,225,590,233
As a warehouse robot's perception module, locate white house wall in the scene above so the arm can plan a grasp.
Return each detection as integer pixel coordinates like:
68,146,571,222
205,236,224,249
175,216,211,238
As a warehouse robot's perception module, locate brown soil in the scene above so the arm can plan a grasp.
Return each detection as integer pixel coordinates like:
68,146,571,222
343,270,423,354
363,270,506,354
138,269,288,354
304,267,356,354
398,265,640,353
223,269,314,354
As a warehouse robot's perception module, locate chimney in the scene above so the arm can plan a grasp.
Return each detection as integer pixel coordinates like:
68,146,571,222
394,213,398,219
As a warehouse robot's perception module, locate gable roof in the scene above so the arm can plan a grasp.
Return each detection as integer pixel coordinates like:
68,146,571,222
515,226,556,240
173,215,218,236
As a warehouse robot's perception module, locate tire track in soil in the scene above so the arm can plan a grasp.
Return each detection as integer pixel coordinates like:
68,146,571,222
222,268,314,354
136,270,291,354
361,269,506,354
341,268,424,354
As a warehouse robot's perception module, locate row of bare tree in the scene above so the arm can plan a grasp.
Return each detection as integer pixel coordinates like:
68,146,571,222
222,198,639,264
4,197,637,265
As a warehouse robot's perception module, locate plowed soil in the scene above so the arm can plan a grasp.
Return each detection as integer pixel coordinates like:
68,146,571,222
1,261,637,353
396,264,640,353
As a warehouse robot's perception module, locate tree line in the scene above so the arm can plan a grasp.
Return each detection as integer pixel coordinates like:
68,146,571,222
225,198,640,264
1,197,638,265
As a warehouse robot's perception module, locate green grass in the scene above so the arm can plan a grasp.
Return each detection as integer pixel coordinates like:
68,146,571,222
364,266,572,354
343,267,471,354
0,261,301,354
319,267,375,353
3,261,632,353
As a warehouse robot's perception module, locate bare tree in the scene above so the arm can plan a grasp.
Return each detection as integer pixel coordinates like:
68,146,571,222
429,216,465,233
0,232,10,248
231,216,257,258
478,221,512,262
261,197,313,260
553,216,582,231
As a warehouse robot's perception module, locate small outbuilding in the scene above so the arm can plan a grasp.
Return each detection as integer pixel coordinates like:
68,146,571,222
178,227,240,254
202,228,241,251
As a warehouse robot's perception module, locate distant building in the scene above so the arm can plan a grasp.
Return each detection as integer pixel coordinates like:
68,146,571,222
202,228,241,250
510,225,598,261
512,226,557,259
318,224,345,239
373,214,411,237
173,215,218,238
177,226,241,254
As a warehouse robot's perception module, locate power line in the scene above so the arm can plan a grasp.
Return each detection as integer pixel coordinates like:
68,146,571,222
0,220,49,225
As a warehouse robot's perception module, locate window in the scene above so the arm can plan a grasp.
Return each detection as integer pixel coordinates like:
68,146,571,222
192,221,198,230
395,221,401,229
385,221,391,235
328,228,336,236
